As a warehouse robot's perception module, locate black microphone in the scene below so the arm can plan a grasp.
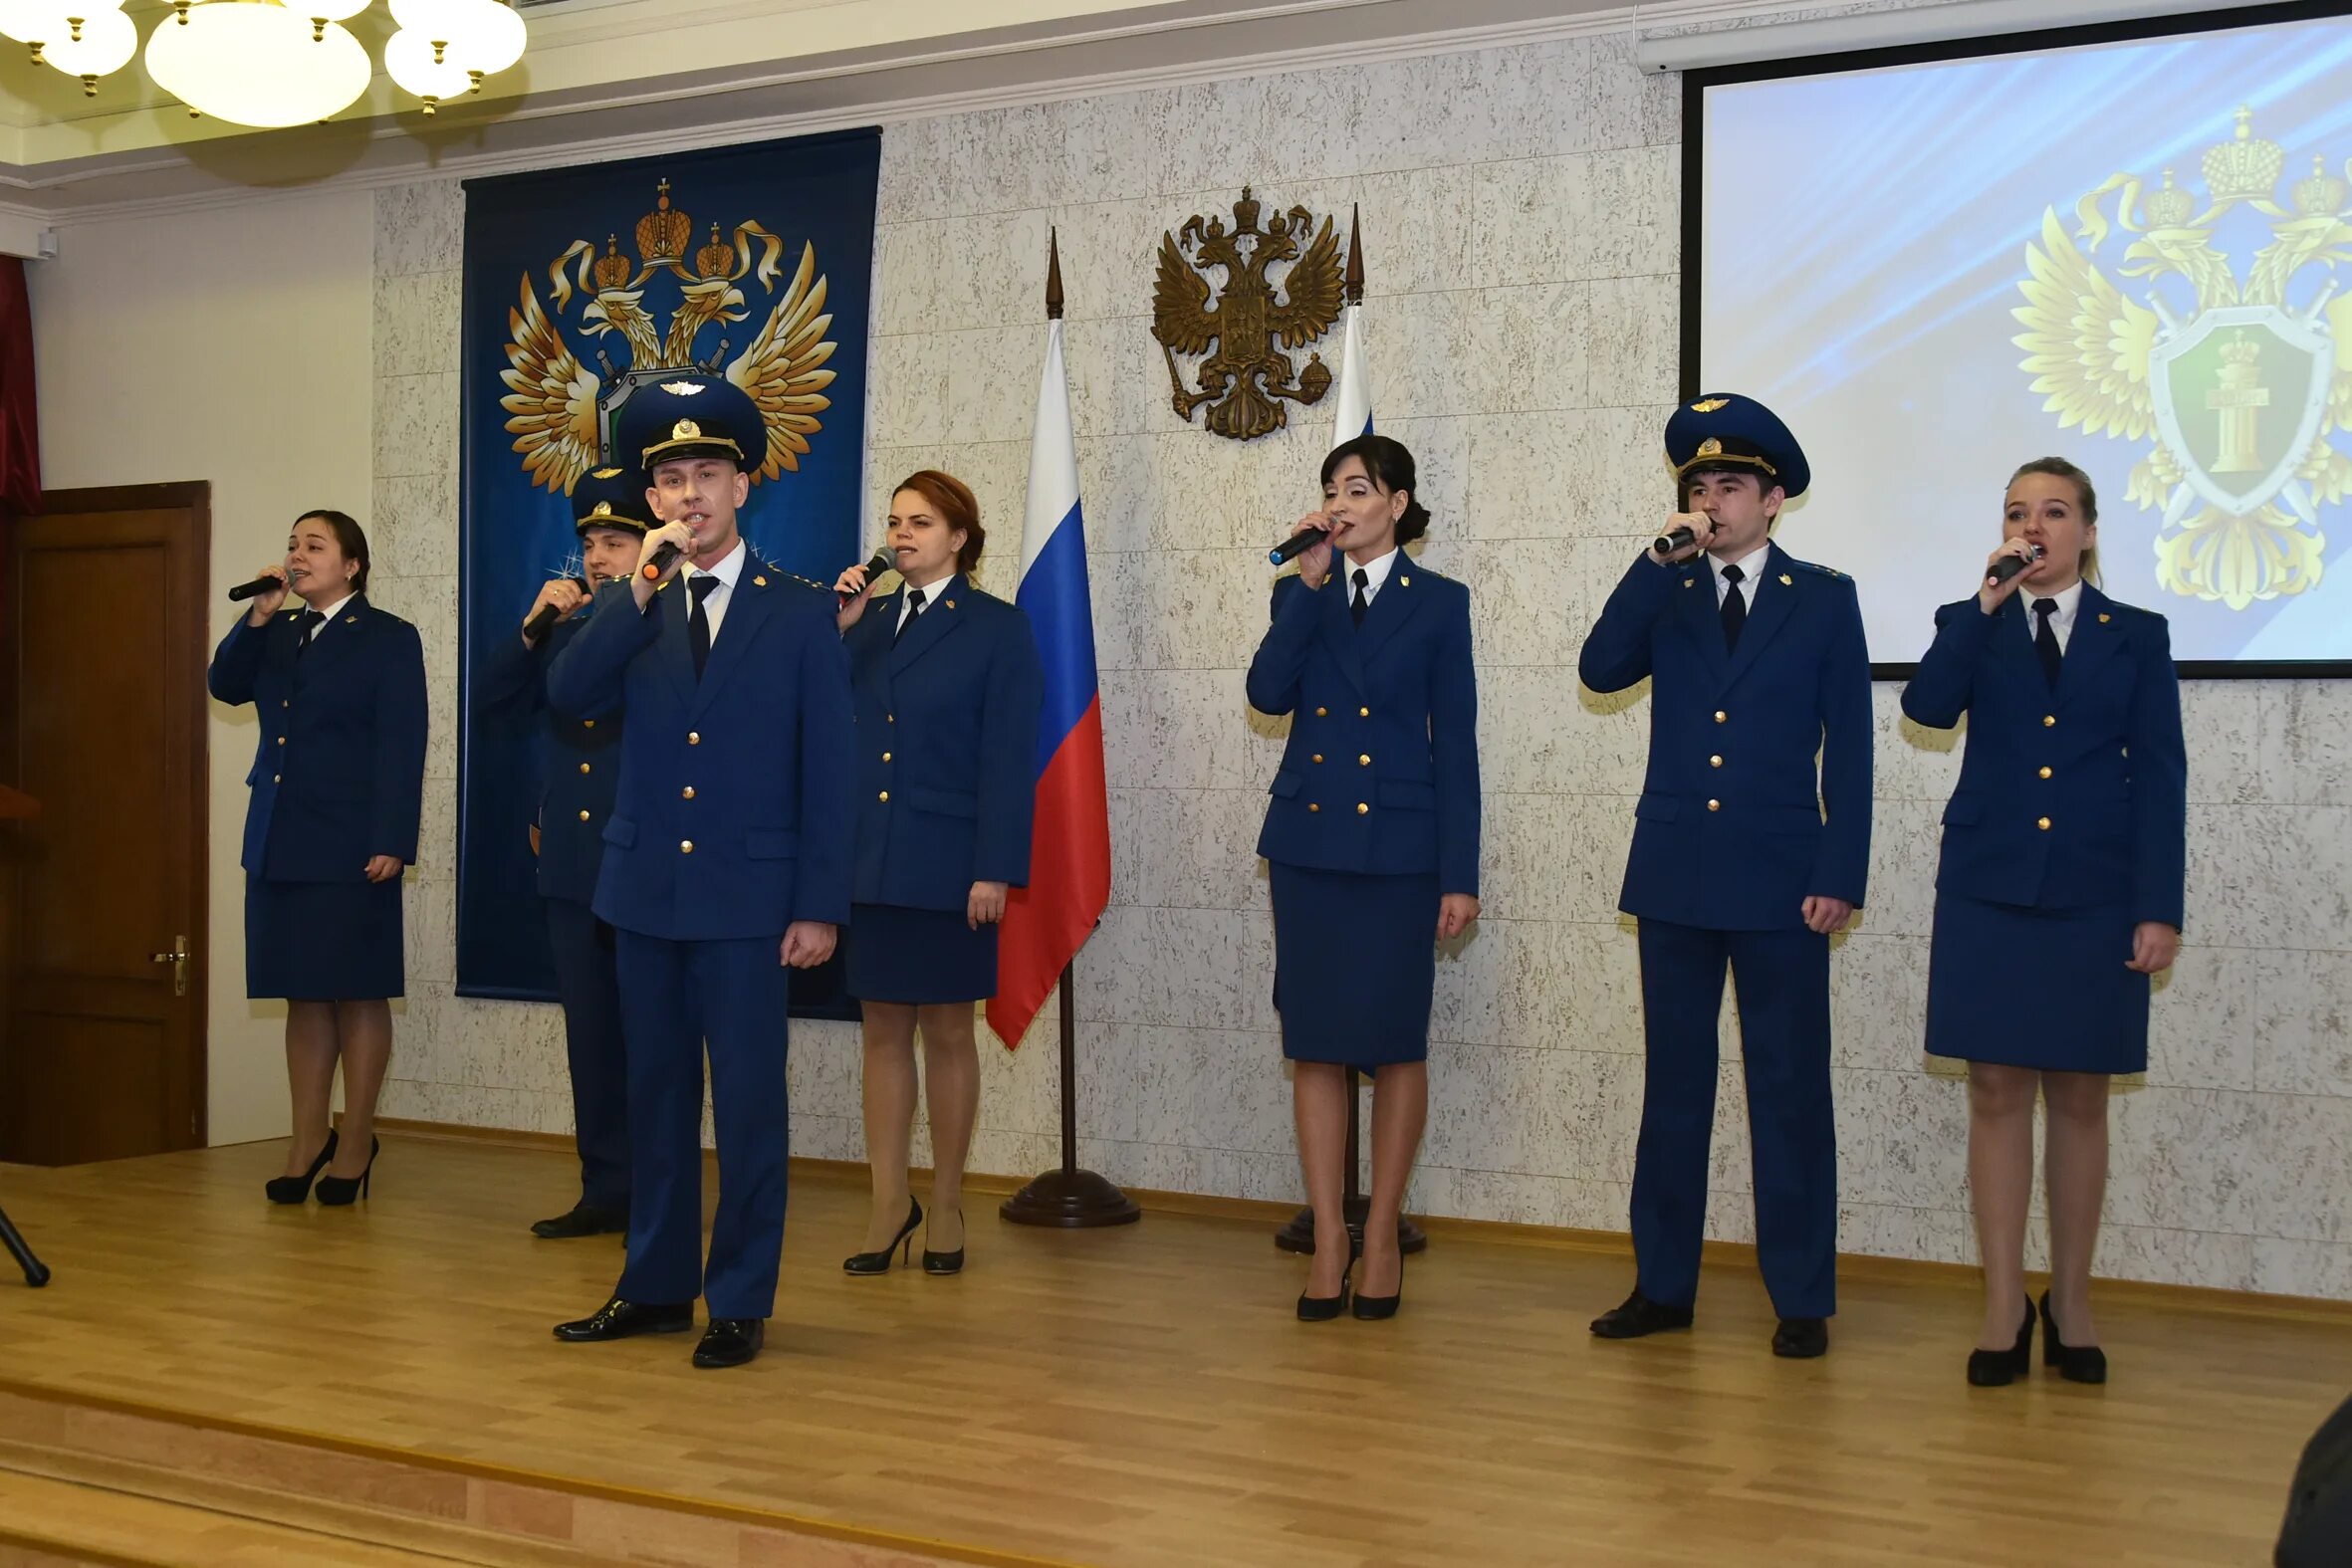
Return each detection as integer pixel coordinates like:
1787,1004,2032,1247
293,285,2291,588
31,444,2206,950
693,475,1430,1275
1986,543,2046,587
639,540,683,582
1653,525,1697,557
839,550,896,606
227,573,284,602
1269,523,1331,565
522,576,590,642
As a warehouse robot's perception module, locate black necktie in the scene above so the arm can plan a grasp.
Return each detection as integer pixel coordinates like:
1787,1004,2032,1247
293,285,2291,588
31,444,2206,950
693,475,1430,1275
1720,563,1747,651
294,608,324,656
2032,597,2063,689
688,575,720,679
1350,568,1369,630
896,586,927,646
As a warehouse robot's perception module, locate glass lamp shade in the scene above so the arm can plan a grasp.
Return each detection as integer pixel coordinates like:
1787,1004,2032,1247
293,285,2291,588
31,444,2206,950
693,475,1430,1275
386,0,479,37
1,2,124,49
384,24,471,108
453,0,522,77
299,0,371,19
145,3,370,126
42,5,134,86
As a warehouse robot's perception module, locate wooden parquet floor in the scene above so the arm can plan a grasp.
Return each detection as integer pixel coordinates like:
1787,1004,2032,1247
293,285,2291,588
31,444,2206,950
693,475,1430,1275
0,1133,2343,1567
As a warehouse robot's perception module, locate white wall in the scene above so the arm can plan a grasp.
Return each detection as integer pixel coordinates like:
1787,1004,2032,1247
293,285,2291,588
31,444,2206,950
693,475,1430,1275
29,189,376,1146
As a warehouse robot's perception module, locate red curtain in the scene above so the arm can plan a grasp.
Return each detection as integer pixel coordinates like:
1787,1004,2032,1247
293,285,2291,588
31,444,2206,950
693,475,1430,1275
0,256,36,519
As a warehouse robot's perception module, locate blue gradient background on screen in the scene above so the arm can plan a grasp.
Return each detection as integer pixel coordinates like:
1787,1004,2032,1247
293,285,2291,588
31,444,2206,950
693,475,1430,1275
1701,13,2352,664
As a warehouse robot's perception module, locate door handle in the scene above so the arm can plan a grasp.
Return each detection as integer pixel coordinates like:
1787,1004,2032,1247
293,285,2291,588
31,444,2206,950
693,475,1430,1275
149,935,190,998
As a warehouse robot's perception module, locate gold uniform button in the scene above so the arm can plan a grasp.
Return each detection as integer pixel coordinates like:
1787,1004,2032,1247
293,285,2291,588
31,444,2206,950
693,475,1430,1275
2038,767,2052,780
1314,707,1327,717
1307,803,1320,813
1356,802,1369,814
687,731,701,745
578,763,590,775
881,752,892,763
680,839,694,853
2042,715,2056,728
276,736,286,746
1709,755,1723,768
1358,707,1370,718
1311,754,1323,764
281,700,288,709
578,809,590,822
682,786,696,800
2037,816,2051,831
879,790,890,802
1358,754,1371,767
583,720,595,729
1707,798,1721,812
272,774,281,784
1714,710,1728,724
886,713,895,724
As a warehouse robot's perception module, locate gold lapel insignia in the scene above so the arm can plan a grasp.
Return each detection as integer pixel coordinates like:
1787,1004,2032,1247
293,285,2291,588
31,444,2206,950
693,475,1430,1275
945,599,957,610
1683,577,1696,588
2098,612,2111,623
344,615,357,624
1400,575,1411,587
1778,572,1793,586
753,574,768,587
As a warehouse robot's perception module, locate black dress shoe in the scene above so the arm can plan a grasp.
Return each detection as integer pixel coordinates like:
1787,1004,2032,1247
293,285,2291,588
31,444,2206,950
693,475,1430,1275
1968,1294,2036,1387
693,1317,764,1368
531,1203,628,1239
552,1297,693,1342
1589,1290,1694,1339
2039,1289,2108,1384
1772,1316,1829,1359
266,1129,338,1205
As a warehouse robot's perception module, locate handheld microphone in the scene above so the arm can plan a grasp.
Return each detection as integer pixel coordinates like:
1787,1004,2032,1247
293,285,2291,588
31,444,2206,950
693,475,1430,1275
639,541,683,582
1269,523,1330,566
839,550,896,606
522,576,591,641
1653,526,1697,557
227,573,284,602
1986,544,2046,588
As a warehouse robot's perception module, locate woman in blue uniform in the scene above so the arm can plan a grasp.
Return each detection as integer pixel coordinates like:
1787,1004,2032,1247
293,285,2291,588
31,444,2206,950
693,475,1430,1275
1901,458,2185,1387
208,510,427,1206
1245,435,1481,1322
832,471,1043,1275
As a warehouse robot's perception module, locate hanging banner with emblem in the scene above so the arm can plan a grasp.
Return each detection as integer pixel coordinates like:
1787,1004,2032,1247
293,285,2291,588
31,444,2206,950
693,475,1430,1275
456,128,879,1007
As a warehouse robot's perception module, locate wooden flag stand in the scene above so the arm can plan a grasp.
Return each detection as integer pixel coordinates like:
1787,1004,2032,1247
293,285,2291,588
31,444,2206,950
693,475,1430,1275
0,784,53,1286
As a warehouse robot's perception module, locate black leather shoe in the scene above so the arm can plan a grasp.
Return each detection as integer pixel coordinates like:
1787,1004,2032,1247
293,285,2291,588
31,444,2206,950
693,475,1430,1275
552,1297,693,1342
1589,1290,1694,1339
532,1203,628,1239
266,1129,338,1205
1772,1316,1829,1359
2039,1290,2108,1384
692,1317,764,1368
844,1197,921,1274
1968,1294,2035,1387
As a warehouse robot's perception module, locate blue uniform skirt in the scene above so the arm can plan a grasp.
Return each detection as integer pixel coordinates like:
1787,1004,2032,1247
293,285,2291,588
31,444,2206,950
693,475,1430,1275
1269,862,1438,1068
244,875,404,1002
1925,891,2148,1073
846,901,998,1006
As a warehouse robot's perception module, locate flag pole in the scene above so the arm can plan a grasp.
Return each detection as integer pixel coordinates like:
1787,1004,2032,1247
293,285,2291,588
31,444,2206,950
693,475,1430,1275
1273,206,1425,1261
1000,227,1137,1231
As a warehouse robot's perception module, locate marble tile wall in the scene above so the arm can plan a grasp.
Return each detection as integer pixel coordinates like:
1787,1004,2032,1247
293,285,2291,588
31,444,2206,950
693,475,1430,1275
364,11,2352,1298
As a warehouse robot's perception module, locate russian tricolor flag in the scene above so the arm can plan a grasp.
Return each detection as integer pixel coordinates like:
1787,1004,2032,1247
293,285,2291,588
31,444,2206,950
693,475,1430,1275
986,317,1110,1049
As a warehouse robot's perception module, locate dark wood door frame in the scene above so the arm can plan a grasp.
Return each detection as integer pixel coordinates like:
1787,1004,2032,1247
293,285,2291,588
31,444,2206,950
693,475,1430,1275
2,480,212,1154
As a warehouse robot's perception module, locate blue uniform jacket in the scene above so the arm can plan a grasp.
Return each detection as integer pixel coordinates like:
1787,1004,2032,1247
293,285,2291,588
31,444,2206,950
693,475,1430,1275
478,608,624,906
1578,544,1872,930
1244,565,1481,895
545,560,855,941
208,597,427,883
843,573,1044,911
1900,584,2186,929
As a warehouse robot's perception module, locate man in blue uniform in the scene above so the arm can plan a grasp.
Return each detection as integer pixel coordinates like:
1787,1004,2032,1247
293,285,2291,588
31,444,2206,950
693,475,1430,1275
1577,394,1872,1359
478,470,649,1239
547,375,854,1369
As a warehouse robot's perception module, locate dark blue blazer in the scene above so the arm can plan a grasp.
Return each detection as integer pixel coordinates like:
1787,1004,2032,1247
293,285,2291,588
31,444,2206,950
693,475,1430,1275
1245,564,1480,895
546,559,855,941
479,608,624,906
1900,584,2186,928
843,573,1043,911
208,597,427,884
1578,544,1873,931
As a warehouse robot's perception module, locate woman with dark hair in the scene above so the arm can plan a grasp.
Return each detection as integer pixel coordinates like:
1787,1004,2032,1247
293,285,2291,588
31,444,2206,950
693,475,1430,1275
1902,457,2186,1387
207,510,426,1206
832,471,1043,1275
1245,434,1482,1321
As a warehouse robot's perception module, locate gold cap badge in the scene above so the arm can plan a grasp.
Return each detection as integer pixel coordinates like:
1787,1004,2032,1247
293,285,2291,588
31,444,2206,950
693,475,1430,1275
659,380,705,396
590,502,613,517
672,419,701,440
1691,397,1730,413
1697,436,1723,457
590,466,625,480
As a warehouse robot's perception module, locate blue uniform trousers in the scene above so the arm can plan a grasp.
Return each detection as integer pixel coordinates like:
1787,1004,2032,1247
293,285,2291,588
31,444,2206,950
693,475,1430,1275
613,930,792,1320
1632,918,1837,1319
543,895,630,1212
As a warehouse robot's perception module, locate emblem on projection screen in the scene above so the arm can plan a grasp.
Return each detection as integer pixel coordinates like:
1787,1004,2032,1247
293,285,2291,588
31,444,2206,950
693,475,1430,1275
2012,108,2352,609
499,178,838,493
1151,187,1345,441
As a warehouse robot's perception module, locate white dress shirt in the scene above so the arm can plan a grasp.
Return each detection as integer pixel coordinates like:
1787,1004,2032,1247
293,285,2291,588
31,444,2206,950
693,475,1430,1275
2023,578,2083,653
1708,543,1770,611
683,539,748,643
897,570,954,634
300,589,357,646
1342,546,1401,608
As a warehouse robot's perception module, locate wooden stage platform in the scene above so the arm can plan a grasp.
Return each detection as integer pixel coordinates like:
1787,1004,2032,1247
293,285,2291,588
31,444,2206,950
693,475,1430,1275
0,1129,2343,1567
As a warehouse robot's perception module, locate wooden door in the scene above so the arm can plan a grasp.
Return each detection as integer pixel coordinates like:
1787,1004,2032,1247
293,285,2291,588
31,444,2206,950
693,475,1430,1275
1,483,210,1163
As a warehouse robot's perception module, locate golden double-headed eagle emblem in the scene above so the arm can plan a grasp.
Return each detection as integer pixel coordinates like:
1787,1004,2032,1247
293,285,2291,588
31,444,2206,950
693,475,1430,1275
499,179,837,493
2014,109,2352,608
1151,187,1346,441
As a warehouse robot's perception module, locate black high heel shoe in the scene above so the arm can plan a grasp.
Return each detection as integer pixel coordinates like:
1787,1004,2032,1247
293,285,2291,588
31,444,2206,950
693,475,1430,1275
1353,1249,1404,1321
1297,1252,1352,1322
265,1129,338,1205
921,1208,965,1276
1967,1294,2035,1387
314,1136,378,1207
843,1198,921,1274
2039,1289,2108,1384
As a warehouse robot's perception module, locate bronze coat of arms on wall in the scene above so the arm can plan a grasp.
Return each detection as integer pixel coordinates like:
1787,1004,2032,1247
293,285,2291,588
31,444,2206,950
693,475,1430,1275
1151,187,1345,441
